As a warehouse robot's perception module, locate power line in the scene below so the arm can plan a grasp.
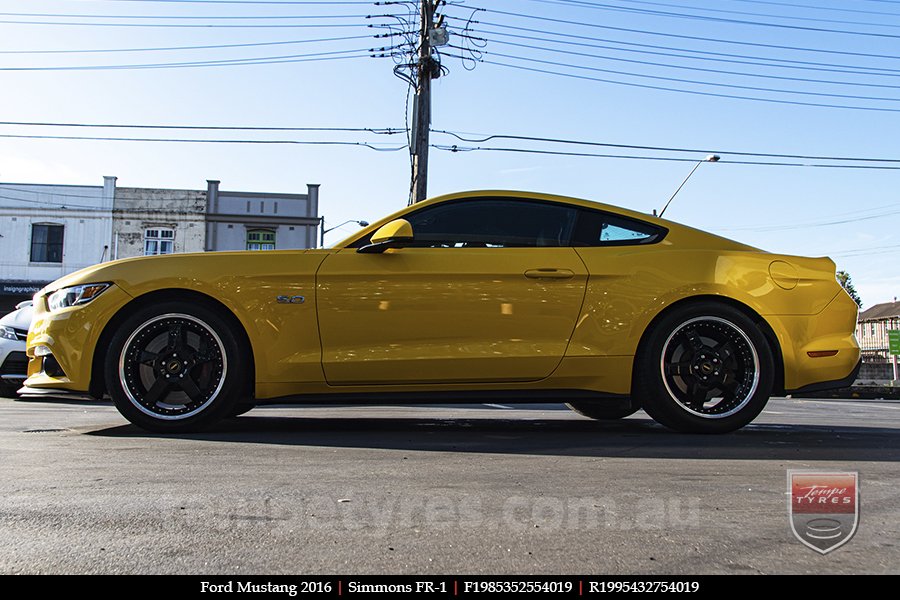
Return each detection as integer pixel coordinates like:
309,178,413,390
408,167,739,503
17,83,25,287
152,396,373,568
725,0,900,19
719,209,900,231
0,35,374,55
5,120,900,165
0,133,407,151
476,18,900,62
486,38,900,92
0,192,110,210
476,27,900,78
0,19,369,29
485,59,900,113
431,144,900,170
524,0,900,30
0,50,374,71
87,1,377,4
0,121,404,133
476,4,900,41
431,130,900,163
830,243,900,257
0,12,373,20
488,50,900,104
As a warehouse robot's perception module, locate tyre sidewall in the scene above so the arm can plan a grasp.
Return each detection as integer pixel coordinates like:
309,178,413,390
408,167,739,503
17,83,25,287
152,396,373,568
635,302,774,434
104,301,246,432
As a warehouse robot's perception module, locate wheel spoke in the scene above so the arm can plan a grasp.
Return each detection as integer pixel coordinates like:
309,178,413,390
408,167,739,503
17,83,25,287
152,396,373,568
143,377,170,405
194,337,211,363
714,340,734,360
685,381,708,407
682,328,705,351
666,360,692,377
167,322,185,351
138,350,158,366
178,374,203,401
720,377,740,396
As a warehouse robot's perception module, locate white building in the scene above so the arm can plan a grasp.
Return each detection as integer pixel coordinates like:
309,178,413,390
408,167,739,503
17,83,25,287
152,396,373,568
0,177,115,309
0,176,322,310
856,300,900,363
205,180,320,252
112,181,207,260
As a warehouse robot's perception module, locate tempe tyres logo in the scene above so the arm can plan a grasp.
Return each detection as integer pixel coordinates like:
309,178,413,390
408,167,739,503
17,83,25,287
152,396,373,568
788,471,859,554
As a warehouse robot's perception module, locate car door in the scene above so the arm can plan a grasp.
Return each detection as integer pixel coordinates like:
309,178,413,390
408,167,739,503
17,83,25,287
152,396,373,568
316,198,589,385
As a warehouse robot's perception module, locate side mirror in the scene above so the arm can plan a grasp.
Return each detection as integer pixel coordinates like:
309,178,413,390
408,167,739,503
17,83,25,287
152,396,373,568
358,219,415,254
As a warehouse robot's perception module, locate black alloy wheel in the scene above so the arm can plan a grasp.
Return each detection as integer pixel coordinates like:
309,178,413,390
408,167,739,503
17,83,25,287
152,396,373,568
105,301,247,432
634,302,774,433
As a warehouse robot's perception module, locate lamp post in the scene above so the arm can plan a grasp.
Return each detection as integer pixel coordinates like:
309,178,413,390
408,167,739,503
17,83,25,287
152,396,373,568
320,218,369,248
657,154,721,218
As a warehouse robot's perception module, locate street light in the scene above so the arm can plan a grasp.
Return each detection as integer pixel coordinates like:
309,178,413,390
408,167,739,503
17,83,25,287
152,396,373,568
320,217,369,248
657,154,721,218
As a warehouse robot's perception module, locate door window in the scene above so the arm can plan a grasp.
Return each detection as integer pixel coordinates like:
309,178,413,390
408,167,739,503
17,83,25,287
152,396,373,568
405,199,578,248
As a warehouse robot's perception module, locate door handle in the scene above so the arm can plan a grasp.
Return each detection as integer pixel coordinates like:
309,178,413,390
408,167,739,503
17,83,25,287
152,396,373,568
524,268,575,280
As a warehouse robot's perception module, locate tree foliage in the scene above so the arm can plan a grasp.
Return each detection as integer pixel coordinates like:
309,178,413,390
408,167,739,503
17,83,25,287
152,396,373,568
836,270,863,308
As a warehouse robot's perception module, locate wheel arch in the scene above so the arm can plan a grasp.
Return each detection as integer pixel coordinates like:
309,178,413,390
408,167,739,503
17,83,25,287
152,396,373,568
632,295,785,396
89,288,255,399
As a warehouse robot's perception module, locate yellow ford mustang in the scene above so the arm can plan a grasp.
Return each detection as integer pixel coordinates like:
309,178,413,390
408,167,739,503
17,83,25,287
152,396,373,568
22,191,860,433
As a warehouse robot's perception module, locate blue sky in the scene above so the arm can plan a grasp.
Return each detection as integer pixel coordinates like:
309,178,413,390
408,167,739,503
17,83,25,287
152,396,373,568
0,0,897,306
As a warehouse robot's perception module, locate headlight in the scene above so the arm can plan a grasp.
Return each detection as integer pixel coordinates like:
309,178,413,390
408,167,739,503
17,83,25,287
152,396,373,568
0,325,16,341
47,283,110,312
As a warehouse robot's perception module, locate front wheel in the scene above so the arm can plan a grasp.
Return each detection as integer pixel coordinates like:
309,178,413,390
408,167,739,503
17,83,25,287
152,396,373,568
634,302,774,433
104,301,247,432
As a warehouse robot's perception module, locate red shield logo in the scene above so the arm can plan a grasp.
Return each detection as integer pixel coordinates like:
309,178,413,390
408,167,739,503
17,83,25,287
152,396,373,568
788,471,859,554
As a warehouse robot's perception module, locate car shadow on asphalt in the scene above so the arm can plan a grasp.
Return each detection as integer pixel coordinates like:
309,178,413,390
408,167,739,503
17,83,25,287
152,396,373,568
86,414,900,461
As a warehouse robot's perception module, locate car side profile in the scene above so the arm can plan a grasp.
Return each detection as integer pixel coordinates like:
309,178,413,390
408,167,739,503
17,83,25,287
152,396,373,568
22,191,860,433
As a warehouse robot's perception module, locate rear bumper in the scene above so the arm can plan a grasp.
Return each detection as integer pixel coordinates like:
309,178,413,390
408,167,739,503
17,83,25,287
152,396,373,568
770,289,861,391
786,359,861,395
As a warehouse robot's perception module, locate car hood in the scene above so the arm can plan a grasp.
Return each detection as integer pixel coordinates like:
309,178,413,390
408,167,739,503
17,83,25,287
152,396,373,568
38,249,334,297
0,304,34,330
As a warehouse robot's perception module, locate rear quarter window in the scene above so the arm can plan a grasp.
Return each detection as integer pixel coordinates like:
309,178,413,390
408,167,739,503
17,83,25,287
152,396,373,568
573,210,666,246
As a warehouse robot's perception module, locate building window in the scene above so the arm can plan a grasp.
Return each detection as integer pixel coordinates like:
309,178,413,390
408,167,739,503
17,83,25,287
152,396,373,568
30,223,64,263
145,228,175,255
247,229,275,251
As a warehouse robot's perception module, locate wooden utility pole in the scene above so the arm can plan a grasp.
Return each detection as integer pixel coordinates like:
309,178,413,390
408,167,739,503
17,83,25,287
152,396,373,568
411,0,436,204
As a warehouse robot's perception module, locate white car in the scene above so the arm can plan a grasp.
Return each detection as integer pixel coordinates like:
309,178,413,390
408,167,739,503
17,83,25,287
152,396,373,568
0,301,32,397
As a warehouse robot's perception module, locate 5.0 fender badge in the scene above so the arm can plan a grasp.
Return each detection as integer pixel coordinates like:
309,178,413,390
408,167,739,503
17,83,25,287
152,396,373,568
276,295,305,304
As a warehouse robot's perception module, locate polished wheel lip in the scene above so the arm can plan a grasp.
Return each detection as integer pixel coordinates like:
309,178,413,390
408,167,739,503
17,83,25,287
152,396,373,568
659,315,760,420
118,312,228,421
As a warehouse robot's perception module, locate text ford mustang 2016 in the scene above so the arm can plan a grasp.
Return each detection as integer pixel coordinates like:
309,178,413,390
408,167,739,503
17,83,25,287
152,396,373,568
23,191,860,433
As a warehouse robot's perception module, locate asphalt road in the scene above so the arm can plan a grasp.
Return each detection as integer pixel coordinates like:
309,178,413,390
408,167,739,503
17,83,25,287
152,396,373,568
0,395,897,575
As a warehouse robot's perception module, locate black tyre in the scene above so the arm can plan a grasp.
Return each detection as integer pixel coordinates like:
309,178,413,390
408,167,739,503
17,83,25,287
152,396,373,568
634,302,774,434
0,383,20,398
227,403,256,418
104,301,248,432
566,399,639,420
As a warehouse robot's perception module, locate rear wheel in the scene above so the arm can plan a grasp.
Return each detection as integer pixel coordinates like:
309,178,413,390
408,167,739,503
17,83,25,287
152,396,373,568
104,301,247,432
634,302,774,433
566,399,639,420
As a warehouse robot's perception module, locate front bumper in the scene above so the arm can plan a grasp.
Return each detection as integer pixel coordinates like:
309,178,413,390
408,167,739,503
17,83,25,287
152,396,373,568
24,283,132,394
